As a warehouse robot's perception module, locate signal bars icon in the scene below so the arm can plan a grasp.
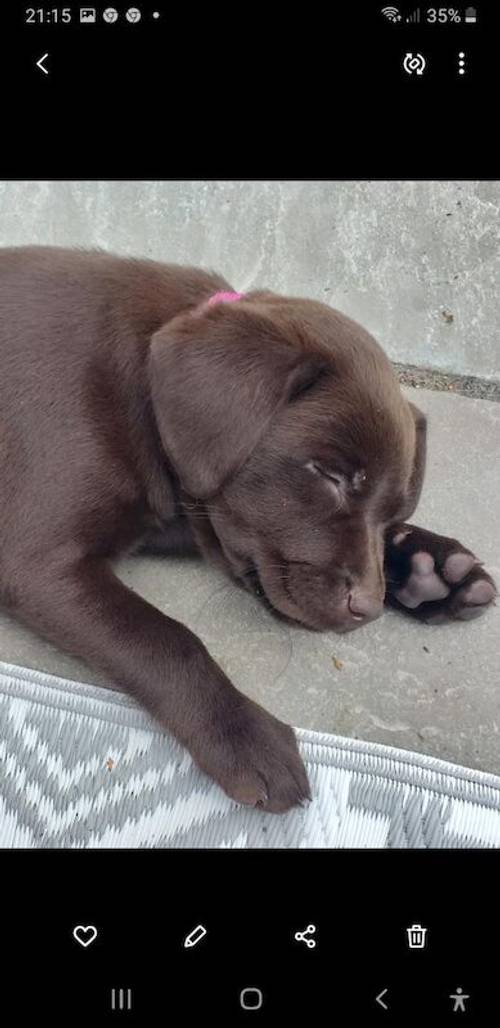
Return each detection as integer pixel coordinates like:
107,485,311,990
406,8,420,22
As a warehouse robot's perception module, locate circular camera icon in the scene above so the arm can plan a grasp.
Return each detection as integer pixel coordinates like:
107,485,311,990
126,7,142,22
103,7,119,22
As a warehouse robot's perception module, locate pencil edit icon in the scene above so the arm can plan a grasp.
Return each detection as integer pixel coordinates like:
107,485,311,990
183,924,207,949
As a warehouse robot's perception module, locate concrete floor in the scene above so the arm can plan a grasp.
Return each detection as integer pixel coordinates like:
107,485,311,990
0,386,499,775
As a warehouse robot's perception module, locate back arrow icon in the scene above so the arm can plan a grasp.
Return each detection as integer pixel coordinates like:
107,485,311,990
36,53,49,75
375,988,389,1010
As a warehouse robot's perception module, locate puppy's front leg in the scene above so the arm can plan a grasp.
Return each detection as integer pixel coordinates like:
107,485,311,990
9,556,310,813
384,523,497,623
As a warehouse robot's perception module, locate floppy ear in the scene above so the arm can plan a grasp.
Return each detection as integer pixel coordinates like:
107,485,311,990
148,302,328,498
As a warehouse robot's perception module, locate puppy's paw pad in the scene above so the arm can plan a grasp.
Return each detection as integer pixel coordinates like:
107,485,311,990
443,552,477,583
393,529,412,545
411,552,434,575
395,551,450,608
454,577,497,620
463,578,496,605
456,604,488,621
387,525,497,623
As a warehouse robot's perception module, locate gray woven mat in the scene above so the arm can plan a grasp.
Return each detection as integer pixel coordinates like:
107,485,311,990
1,661,499,848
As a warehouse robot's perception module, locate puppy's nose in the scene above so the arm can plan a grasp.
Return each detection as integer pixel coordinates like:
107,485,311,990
348,590,383,622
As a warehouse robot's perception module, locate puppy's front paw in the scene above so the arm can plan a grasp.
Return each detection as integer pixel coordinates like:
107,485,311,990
194,697,311,815
386,525,497,624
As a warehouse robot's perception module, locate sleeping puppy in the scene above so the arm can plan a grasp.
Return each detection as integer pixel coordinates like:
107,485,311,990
0,247,496,812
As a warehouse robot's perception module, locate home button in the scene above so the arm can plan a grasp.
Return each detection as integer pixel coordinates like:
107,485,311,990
240,987,264,1011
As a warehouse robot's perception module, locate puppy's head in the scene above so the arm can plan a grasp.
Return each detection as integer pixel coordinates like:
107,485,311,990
149,292,424,632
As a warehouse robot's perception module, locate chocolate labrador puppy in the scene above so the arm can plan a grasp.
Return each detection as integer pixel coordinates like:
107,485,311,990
0,247,496,812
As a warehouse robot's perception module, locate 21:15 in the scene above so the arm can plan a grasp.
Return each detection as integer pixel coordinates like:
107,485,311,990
25,8,72,22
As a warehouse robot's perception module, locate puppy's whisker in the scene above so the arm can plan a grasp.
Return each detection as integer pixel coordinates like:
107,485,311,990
240,564,290,576
172,511,226,521
193,576,295,687
173,503,213,512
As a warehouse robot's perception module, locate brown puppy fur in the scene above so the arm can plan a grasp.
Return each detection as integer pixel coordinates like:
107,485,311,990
0,247,496,812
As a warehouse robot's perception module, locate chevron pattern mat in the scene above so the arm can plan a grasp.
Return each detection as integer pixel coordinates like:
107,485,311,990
0,661,499,848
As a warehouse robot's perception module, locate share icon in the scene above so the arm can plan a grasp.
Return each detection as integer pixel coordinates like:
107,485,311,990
294,924,317,948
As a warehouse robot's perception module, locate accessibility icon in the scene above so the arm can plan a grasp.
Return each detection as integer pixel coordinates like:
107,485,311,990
450,987,470,1013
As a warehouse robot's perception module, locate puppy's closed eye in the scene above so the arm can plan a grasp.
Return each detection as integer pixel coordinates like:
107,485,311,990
305,460,343,495
306,461,341,484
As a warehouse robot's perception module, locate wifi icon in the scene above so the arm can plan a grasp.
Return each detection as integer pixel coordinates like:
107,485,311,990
381,5,401,20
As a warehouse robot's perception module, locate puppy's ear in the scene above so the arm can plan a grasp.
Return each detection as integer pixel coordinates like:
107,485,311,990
148,303,327,498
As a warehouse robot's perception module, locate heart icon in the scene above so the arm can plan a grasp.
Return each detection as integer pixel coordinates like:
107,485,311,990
73,925,98,948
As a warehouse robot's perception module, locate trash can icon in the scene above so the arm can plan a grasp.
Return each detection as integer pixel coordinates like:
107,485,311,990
406,924,427,949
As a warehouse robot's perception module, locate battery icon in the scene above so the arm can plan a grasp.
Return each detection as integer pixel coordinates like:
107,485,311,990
465,6,476,21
